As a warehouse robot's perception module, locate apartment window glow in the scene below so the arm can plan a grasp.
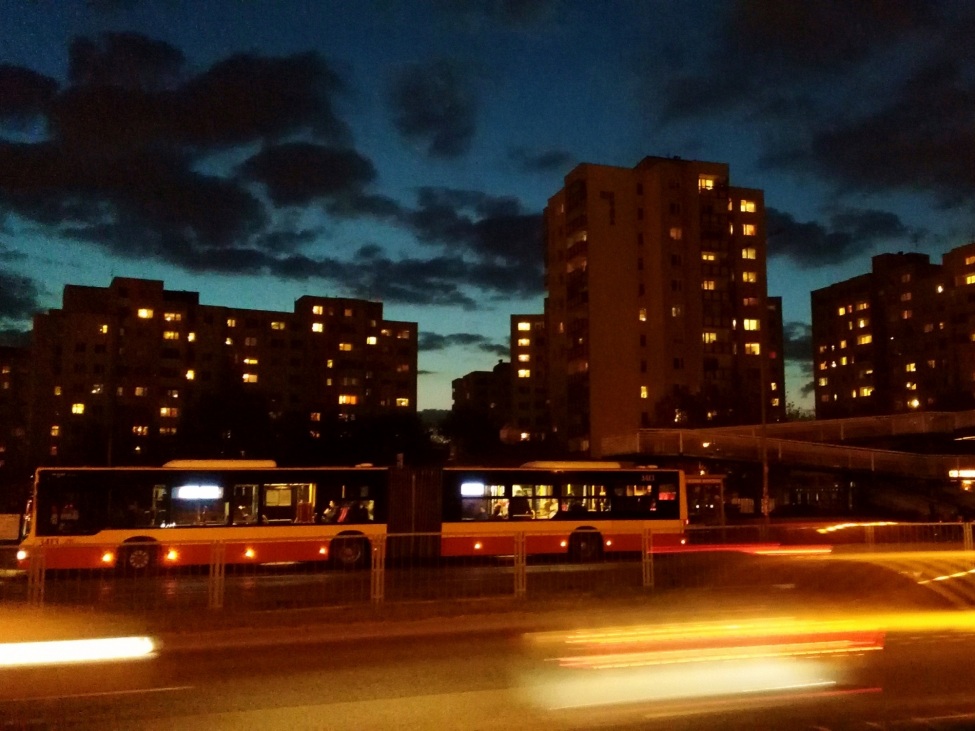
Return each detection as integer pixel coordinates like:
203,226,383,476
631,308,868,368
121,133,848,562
771,398,780,407
818,377,828,387
902,310,912,319
271,321,285,330
134,386,147,396
906,382,917,390
742,223,756,236
517,337,530,346
54,386,62,396
518,354,530,362
163,331,179,340
226,318,236,327
819,362,827,371
312,322,323,333
366,336,377,345
242,373,258,384
338,394,358,405
742,271,757,283
185,369,195,380
132,426,149,436
966,274,975,285
857,318,869,328
518,369,531,378
225,337,233,345
164,312,182,322
770,382,778,391
745,342,761,355
743,319,759,331
669,227,683,240
702,280,716,290
638,308,647,321
671,306,682,317
396,398,410,407
966,255,975,266
50,425,60,437
740,199,756,212
741,247,757,259
900,292,912,301
838,306,847,316
856,302,869,310
243,357,258,365
517,321,531,331
857,334,873,345
339,343,352,351
640,386,648,399
312,305,324,315
860,386,874,397
702,251,716,261
71,403,85,414
187,332,196,342
702,331,717,344
99,324,109,334
698,176,715,191
160,407,179,418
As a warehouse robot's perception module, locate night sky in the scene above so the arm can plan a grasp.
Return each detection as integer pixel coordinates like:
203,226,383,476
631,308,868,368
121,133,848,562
1,1,973,411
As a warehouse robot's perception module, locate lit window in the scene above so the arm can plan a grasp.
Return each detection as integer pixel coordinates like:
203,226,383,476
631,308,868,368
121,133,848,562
132,426,149,436
838,306,847,316
640,386,648,399
185,370,195,380
669,227,682,240
702,280,716,290
742,271,757,283
187,332,196,342
906,382,917,390
339,343,352,351
518,354,530,362
71,403,85,414
518,369,531,378
745,343,761,355
902,310,912,319
840,356,848,365
163,331,179,340
856,302,869,311
271,321,285,330
227,318,236,327
166,389,179,399
818,377,827,387
160,407,179,418
703,332,717,343
327,359,334,368
312,322,323,333
924,323,935,333
860,386,874,397
312,305,324,315
671,306,682,317
164,312,182,322
344,308,353,317
99,324,109,334
771,398,780,407
397,363,410,373
243,357,258,365
742,224,756,236
702,251,716,261
91,384,104,395
338,394,358,405
242,373,258,384
638,308,647,321
743,319,759,331
966,255,975,266
740,199,756,212
134,386,147,396
857,334,873,345
819,362,827,371
137,308,153,319
366,336,377,345
698,176,715,191
743,297,758,306
900,292,912,301
54,385,62,396
518,321,531,331
396,398,410,407
857,318,869,328
937,285,944,293
517,337,530,346
309,412,322,423
50,425,60,437
160,427,177,436
965,274,975,285
928,360,936,368
741,247,757,259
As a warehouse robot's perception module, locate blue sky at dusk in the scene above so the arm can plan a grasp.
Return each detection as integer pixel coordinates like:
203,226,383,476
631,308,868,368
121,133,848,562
1,1,974,411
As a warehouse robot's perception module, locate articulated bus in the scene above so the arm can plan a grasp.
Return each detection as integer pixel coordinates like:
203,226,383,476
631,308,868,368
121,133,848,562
16,461,387,572
15,461,687,572
441,463,687,560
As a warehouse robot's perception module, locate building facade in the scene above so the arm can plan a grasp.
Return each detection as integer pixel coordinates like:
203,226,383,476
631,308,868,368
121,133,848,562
812,244,975,418
543,156,784,456
0,344,30,506
509,314,549,443
29,277,417,465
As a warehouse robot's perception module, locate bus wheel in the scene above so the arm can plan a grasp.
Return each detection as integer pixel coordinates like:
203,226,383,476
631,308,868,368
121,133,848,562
568,530,603,563
119,542,157,574
331,535,369,570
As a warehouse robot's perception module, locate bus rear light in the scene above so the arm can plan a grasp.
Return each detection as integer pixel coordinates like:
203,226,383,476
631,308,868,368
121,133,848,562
318,547,328,556
605,539,613,547
16,550,27,562
680,538,687,545
101,551,115,564
473,542,483,551
243,548,256,559
165,549,179,562
560,540,567,548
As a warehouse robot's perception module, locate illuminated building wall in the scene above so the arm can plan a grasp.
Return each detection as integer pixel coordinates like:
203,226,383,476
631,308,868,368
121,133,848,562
28,277,417,465
544,156,783,456
509,314,549,443
810,245,975,418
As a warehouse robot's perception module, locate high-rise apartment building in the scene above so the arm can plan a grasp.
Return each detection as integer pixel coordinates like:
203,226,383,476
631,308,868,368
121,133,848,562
812,243,975,418
0,344,30,505
544,156,784,455
509,314,549,442
29,277,417,465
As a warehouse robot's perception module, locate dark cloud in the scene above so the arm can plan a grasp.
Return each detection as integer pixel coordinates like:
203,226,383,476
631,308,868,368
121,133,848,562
419,331,506,354
239,143,377,207
68,32,185,90
508,146,574,174
0,65,59,123
406,187,543,275
0,270,42,321
767,207,913,269
433,0,558,28
782,321,812,366
387,60,477,158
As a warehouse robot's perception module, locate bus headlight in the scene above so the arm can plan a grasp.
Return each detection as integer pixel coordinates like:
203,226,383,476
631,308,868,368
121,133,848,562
165,549,179,562
16,550,27,562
